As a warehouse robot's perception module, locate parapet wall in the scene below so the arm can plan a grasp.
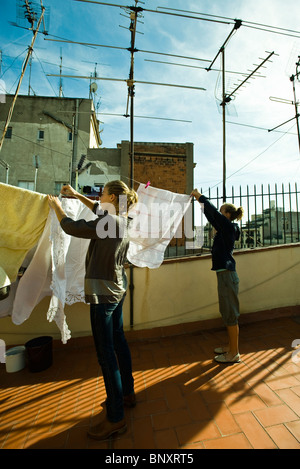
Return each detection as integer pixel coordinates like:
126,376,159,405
1,243,299,346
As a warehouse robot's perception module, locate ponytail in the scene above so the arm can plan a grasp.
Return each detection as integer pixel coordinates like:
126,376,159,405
235,207,244,221
221,203,244,221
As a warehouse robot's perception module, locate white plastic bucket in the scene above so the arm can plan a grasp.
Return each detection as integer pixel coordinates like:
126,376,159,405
5,346,26,373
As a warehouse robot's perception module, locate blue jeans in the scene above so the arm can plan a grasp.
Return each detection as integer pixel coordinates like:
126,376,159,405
90,297,134,423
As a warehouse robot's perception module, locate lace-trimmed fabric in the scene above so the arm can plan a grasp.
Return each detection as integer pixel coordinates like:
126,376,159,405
12,198,96,343
127,184,192,269
48,199,97,343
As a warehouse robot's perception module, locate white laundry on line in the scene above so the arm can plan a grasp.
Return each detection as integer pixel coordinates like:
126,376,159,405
12,198,96,343
127,184,192,269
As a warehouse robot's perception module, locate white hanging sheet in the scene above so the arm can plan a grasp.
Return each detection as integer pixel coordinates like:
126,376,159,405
12,198,97,343
127,184,192,269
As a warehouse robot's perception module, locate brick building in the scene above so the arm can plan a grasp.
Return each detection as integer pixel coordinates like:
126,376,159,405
83,140,194,196
127,142,194,195
81,141,195,248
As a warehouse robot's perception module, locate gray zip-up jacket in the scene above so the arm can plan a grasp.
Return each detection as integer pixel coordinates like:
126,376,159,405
60,202,129,304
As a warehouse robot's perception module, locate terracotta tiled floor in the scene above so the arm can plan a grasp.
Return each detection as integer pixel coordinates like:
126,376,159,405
1,316,300,449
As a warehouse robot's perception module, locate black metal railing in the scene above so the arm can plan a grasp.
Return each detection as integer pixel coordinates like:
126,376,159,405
165,183,300,259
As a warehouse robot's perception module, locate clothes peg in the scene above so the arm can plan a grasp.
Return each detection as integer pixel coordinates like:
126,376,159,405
145,181,151,189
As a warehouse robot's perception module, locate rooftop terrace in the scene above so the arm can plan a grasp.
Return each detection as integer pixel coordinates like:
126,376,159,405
1,315,300,450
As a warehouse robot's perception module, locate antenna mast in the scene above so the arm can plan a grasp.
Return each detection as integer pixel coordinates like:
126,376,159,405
126,1,142,188
207,20,275,201
0,1,46,152
291,57,300,152
206,19,242,202
59,47,64,97
268,56,300,153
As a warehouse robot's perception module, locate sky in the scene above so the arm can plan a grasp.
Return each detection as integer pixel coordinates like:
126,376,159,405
1,0,300,200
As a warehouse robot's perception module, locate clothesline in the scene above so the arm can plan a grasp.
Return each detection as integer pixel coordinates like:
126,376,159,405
0,182,203,342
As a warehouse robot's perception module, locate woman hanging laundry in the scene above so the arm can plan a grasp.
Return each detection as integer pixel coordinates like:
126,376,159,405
191,189,244,364
48,181,138,440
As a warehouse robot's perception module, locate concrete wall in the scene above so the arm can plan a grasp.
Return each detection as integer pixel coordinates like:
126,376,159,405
0,95,100,194
130,243,300,331
1,243,299,346
80,147,121,187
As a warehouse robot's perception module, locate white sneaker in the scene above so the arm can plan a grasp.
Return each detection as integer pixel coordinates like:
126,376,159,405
214,353,240,363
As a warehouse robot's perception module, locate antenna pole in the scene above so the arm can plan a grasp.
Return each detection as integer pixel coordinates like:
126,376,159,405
268,57,300,154
221,47,226,202
126,1,142,190
125,2,141,331
129,9,137,189
0,3,45,152
59,48,63,97
207,20,242,202
28,55,33,95
291,59,300,153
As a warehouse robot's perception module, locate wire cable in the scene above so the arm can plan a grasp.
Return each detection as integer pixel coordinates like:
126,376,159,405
32,50,58,96
0,48,28,79
156,6,300,38
207,123,297,191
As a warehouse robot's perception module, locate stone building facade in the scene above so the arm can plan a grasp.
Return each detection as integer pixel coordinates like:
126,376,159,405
0,94,101,194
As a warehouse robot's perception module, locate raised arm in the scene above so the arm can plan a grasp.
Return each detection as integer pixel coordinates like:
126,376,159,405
191,189,229,231
60,184,97,212
47,195,99,239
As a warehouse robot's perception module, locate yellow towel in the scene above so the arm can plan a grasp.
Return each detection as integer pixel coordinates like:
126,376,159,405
0,183,49,282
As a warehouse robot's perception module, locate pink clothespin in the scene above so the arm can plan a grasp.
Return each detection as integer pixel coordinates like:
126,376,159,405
145,181,151,188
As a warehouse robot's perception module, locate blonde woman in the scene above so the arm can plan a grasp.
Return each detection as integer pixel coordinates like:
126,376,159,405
191,189,244,364
48,181,138,440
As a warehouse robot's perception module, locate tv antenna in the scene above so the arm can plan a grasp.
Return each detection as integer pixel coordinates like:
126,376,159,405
206,19,275,201
41,51,79,97
15,0,49,32
269,56,300,153
205,20,241,201
87,62,99,99
0,0,47,153
46,2,207,188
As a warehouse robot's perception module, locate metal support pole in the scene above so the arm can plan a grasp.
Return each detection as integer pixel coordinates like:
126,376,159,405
0,160,10,183
221,47,226,202
33,155,39,191
269,59,300,153
128,9,137,189
128,6,138,329
0,6,45,152
71,99,79,187
291,73,300,153
206,20,242,203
